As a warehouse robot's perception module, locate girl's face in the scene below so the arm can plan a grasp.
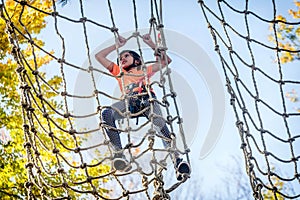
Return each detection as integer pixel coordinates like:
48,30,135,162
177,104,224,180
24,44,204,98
120,52,134,68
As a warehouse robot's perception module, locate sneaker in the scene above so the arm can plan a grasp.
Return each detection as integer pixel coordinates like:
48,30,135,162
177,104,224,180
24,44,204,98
175,158,191,181
113,153,132,172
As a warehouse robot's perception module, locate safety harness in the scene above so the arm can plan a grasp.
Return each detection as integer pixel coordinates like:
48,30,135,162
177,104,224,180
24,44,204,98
125,83,156,125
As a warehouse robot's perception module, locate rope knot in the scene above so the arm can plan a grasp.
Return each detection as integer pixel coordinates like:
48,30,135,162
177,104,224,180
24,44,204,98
62,182,68,188
51,11,59,17
124,143,133,149
24,181,33,188
123,190,129,197
288,137,295,143
43,112,49,118
185,148,191,153
148,128,156,135
35,150,40,156
157,24,164,29
31,127,37,133
20,0,27,6
214,44,219,51
80,17,87,22
103,139,110,145
80,163,87,169
20,83,31,90
57,167,65,173
132,31,140,37
149,17,156,24
88,66,94,72
23,142,31,148
23,124,30,129
25,162,34,169
177,117,183,124
170,92,176,98
63,113,70,118
37,93,43,99
142,176,148,187
57,58,65,63
240,142,247,149
69,129,76,135
61,91,68,96
110,26,118,32
166,115,173,122
27,106,35,112
16,66,24,73
48,132,54,137
74,147,81,153
52,148,59,154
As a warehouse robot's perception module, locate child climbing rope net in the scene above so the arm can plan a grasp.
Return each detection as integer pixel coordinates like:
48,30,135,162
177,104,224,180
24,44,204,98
95,33,191,180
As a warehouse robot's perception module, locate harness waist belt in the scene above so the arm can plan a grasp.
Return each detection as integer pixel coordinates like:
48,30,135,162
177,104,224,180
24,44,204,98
125,83,148,94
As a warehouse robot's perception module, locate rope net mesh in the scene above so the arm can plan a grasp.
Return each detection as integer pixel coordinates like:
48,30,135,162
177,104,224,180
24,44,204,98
1,0,190,199
1,0,300,199
199,0,300,199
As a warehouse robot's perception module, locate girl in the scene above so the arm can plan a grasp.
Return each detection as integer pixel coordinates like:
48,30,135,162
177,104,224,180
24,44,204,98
95,33,190,180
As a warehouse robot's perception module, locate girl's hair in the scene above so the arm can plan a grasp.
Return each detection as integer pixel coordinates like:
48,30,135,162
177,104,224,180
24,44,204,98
118,50,142,70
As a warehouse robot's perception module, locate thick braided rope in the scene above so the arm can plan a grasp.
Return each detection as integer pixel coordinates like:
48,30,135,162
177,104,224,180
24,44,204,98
199,0,300,199
1,0,190,199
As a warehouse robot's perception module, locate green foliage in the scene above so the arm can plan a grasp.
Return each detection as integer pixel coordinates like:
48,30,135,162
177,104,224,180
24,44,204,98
268,1,300,64
0,1,110,199
262,176,287,200
268,1,300,113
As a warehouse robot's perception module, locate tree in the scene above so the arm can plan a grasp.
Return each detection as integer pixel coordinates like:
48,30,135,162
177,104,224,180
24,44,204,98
262,168,296,200
268,1,300,112
268,1,300,64
0,1,109,199
285,89,300,112
262,176,286,200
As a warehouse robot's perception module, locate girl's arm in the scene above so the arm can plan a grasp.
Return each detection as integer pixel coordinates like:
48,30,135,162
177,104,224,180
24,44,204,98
142,33,172,73
95,35,127,71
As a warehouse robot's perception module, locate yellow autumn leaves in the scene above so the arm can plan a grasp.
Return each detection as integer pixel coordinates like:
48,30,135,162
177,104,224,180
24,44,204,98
269,1,300,64
0,1,110,199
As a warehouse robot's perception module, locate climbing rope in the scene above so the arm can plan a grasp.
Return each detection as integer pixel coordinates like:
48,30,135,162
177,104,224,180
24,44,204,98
1,0,190,199
199,0,300,199
3,0,299,199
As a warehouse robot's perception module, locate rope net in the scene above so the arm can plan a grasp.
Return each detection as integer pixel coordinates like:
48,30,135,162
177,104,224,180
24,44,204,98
199,0,300,199
2,0,300,199
1,0,190,199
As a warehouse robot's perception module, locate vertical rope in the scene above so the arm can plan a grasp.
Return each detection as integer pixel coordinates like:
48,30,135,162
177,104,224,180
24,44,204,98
199,0,300,199
1,1,192,199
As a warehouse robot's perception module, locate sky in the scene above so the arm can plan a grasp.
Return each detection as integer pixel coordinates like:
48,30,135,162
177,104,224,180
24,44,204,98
36,0,300,199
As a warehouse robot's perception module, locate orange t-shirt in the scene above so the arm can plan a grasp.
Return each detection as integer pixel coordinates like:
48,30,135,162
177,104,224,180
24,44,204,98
110,63,154,93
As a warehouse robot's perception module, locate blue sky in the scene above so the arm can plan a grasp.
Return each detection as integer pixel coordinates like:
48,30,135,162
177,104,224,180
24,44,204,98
38,0,300,198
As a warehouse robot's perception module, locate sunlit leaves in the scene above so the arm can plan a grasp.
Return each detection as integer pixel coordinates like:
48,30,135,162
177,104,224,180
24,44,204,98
285,89,298,102
285,89,300,112
269,1,300,64
262,175,289,200
268,1,300,113
0,1,110,199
